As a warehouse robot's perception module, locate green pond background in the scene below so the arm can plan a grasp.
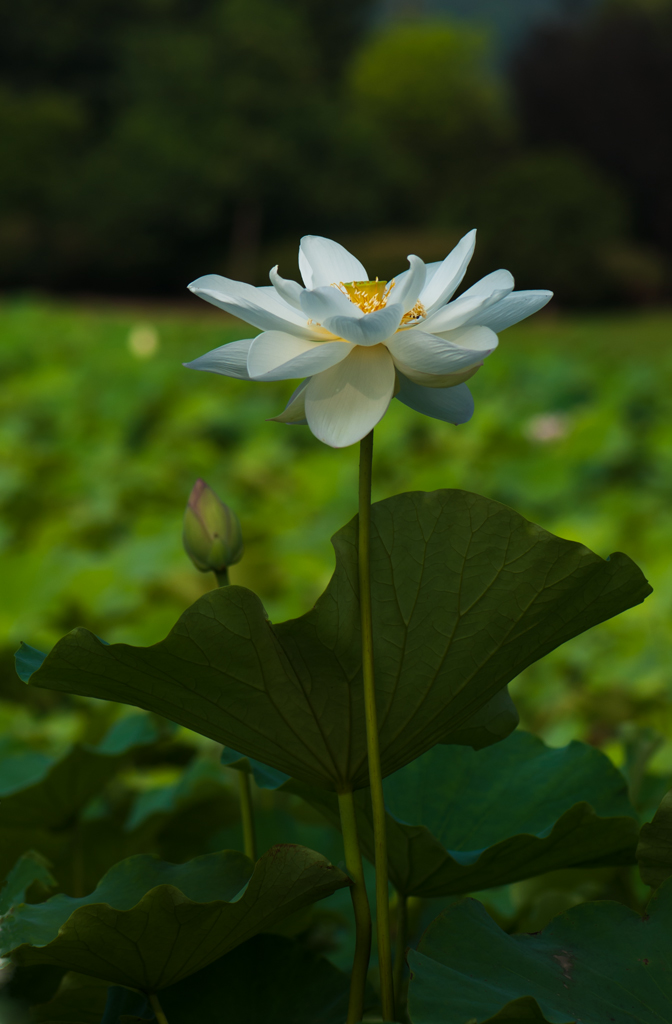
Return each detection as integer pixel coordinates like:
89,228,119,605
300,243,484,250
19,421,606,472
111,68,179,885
2,297,671,775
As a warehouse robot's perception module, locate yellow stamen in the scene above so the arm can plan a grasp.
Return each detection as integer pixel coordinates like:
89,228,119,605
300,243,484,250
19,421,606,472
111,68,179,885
401,299,427,325
334,279,426,326
335,279,392,314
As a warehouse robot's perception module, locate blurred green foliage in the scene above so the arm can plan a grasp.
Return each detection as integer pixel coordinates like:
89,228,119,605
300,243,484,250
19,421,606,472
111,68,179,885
1,298,672,779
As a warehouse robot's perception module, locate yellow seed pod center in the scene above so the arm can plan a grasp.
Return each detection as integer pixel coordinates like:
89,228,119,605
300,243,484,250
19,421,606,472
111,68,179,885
336,279,391,314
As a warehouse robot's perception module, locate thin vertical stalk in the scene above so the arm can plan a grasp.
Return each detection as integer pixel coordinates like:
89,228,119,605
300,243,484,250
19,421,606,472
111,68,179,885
149,993,170,1024
214,565,256,862
338,789,372,1024
393,890,408,1010
238,769,257,861
358,430,395,1021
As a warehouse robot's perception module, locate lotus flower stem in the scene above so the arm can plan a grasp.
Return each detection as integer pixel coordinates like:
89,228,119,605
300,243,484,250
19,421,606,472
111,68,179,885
238,769,257,861
149,993,170,1024
358,429,395,1021
338,789,372,1024
215,567,229,587
393,890,408,1009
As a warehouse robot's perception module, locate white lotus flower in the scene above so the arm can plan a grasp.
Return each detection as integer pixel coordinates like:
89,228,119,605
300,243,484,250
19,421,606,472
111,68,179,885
185,232,552,448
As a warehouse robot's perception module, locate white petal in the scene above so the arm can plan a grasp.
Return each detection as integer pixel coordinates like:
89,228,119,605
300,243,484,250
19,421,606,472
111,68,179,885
183,338,254,380
323,303,403,346
298,235,368,290
269,266,304,311
304,345,395,448
269,380,309,425
387,255,426,313
420,230,477,313
462,290,553,332
418,287,511,334
396,376,475,424
189,274,319,340
386,326,498,376
460,269,514,299
247,331,351,382
300,285,362,324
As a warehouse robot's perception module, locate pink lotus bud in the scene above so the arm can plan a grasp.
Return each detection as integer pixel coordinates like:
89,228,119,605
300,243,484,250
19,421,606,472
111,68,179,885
183,479,243,575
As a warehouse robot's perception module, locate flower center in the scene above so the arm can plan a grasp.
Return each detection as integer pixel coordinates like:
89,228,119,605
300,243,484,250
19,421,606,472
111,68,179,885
334,279,426,325
336,279,391,314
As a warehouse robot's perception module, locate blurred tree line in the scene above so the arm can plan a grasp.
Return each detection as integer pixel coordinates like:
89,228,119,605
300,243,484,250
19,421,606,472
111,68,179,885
0,0,670,302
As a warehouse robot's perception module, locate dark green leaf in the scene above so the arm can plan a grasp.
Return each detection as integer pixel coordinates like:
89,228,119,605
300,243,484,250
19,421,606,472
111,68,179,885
407,879,672,1023
290,732,638,896
482,997,551,1022
0,852,56,914
124,758,236,833
438,687,519,750
637,788,672,889
105,933,352,1024
32,972,109,1023
2,845,350,991
27,491,651,790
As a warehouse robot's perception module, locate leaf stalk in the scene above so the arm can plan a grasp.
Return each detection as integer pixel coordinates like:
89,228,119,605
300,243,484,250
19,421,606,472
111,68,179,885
149,992,170,1024
238,769,257,861
358,429,395,1021
393,890,408,1011
338,788,372,1024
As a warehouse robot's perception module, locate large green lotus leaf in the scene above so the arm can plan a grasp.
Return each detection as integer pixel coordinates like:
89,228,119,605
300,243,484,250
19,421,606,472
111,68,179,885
0,714,168,831
2,845,349,992
102,933,352,1024
407,880,672,1024
26,490,651,791
637,788,672,889
289,732,638,897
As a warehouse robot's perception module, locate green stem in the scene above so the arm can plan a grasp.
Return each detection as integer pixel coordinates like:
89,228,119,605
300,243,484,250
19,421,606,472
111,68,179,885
338,789,372,1024
238,769,257,861
149,992,169,1024
393,890,408,1011
214,566,230,587
358,430,395,1022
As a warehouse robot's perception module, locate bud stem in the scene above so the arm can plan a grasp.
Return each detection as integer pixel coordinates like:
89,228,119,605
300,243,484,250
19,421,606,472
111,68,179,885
214,567,230,587
358,429,395,1022
238,769,257,862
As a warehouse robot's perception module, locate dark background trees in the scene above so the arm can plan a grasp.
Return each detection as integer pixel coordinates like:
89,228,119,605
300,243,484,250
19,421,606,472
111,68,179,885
0,0,670,302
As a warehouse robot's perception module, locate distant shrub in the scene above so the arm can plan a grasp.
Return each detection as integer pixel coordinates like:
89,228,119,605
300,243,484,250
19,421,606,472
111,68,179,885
445,150,665,303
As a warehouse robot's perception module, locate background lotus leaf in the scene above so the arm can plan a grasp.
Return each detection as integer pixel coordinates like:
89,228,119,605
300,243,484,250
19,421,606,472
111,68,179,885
637,787,672,889
32,972,110,1024
290,731,639,897
2,845,350,992
100,934,353,1024
0,713,177,893
26,490,651,791
407,879,672,1023
0,851,56,914
0,713,170,832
